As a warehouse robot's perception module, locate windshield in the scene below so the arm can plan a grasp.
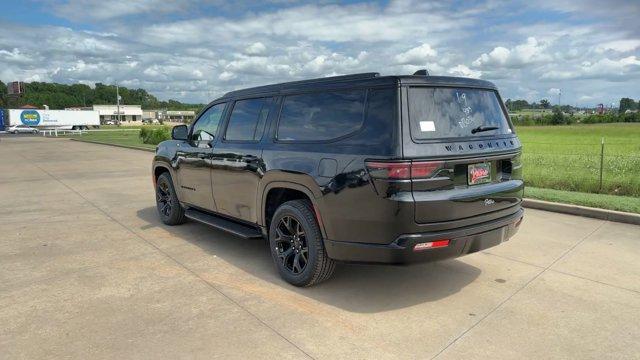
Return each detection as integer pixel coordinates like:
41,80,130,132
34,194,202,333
408,87,512,140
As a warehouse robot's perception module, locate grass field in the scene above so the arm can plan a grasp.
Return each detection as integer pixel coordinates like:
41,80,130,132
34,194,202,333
517,123,640,197
65,129,156,150
525,187,640,214
62,123,640,213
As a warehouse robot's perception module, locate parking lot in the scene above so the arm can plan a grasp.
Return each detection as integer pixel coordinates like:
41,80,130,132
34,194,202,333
1,136,639,359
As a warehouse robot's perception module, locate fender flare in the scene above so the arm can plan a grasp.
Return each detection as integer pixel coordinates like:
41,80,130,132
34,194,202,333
259,180,328,238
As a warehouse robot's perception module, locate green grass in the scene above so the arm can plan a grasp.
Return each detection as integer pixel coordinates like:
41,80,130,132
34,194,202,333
525,187,640,214
517,123,640,197
99,124,164,130
64,129,156,150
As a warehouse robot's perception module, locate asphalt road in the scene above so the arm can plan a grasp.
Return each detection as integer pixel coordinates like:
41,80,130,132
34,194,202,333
1,136,639,359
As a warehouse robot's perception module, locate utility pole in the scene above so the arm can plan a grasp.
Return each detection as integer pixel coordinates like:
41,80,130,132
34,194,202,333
116,82,121,125
558,89,561,107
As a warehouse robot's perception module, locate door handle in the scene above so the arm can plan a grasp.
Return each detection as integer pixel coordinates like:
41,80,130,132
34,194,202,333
197,153,207,159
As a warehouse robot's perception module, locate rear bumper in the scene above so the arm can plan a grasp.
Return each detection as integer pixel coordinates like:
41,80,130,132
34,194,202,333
324,208,523,264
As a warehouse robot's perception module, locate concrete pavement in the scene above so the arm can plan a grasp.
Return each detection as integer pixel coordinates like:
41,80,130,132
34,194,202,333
1,136,639,359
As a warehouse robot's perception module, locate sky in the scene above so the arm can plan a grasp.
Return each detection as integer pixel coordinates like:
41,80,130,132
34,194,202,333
0,0,638,106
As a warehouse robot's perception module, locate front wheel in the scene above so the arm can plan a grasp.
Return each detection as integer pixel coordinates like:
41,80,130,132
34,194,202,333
155,172,186,225
269,200,335,287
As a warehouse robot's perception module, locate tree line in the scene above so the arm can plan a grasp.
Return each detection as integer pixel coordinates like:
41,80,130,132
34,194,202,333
506,97,639,114
0,80,205,112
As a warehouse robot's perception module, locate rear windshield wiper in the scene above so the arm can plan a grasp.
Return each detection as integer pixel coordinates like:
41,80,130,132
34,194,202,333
471,125,499,134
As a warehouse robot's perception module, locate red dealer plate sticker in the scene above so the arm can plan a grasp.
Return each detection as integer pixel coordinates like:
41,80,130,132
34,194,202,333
468,162,491,185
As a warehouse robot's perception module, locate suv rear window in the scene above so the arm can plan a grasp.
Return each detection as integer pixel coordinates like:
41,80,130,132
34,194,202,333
408,87,511,140
277,89,365,141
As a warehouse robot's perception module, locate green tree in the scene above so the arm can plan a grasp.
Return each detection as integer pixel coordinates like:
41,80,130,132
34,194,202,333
0,80,6,108
619,98,636,113
551,106,566,125
540,99,550,109
505,99,531,111
0,80,204,111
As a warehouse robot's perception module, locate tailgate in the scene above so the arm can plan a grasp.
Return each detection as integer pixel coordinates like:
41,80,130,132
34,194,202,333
412,153,523,224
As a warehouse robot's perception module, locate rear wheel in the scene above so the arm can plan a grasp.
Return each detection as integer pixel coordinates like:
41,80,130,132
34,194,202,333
155,172,186,225
269,200,335,287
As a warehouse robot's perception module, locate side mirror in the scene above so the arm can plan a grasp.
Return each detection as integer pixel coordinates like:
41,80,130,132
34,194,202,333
172,125,188,141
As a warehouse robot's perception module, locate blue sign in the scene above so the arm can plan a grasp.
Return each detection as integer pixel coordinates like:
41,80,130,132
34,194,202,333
20,110,41,126
0,109,4,130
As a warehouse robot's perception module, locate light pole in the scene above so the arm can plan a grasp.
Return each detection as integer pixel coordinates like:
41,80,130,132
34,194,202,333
558,89,561,108
116,82,121,125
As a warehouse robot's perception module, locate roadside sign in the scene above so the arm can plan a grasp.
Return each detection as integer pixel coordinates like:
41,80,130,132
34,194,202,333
0,109,5,130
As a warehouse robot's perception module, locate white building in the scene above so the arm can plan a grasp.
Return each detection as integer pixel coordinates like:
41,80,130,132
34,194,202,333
160,110,196,123
92,105,143,123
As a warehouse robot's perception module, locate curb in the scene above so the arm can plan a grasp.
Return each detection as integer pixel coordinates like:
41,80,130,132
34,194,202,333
69,138,155,152
522,199,640,226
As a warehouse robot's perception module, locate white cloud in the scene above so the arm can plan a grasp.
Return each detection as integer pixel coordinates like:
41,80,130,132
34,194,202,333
0,0,637,106
541,56,640,81
548,88,561,95
472,37,551,69
244,42,267,56
51,0,191,21
448,65,481,78
395,44,437,65
595,39,640,53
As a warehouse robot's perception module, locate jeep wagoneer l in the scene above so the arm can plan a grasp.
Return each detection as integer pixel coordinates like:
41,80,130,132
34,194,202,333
152,72,524,286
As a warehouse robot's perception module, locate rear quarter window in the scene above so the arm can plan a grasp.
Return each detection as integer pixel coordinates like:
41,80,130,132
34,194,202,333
277,89,365,142
408,87,512,140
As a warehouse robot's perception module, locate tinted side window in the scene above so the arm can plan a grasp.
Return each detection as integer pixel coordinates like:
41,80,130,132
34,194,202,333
192,103,226,147
363,87,396,145
277,89,365,141
225,97,272,141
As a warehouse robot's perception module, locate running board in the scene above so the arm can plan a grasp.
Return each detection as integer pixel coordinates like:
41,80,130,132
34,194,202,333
184,208,263,239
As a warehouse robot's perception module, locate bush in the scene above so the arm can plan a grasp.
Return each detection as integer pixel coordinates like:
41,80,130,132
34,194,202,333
551,107,566,125
139,126,171,145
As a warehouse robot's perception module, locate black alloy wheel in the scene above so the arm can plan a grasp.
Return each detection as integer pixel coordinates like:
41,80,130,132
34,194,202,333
155,172,186,225
157,180,172,217
274,215,309,274
269,200,335,287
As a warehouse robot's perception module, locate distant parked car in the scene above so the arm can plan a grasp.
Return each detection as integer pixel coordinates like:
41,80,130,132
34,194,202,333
105,120,116,125
8,125,38,134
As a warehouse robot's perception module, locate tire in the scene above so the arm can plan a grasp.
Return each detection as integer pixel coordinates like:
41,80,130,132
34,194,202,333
155,172,186,225
32,130,37,134
269,200,335,287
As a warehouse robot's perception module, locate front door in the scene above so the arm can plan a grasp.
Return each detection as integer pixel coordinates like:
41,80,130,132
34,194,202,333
175,102,227,211
211,97,274,223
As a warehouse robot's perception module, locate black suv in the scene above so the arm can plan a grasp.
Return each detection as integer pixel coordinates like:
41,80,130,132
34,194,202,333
152,72,524,286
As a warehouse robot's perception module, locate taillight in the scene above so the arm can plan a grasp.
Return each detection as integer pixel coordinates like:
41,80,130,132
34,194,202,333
411,161,444,178
366,160,443,180
366,161,411,179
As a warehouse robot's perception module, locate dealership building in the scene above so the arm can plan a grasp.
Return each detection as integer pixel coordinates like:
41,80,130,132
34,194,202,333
92,105,143,123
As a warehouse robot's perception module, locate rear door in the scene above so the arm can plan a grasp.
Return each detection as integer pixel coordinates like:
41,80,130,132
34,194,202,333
404,86,523,223
210,97,274,223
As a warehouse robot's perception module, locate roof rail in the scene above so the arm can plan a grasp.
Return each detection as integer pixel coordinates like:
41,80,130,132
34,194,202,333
223,72,380,98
